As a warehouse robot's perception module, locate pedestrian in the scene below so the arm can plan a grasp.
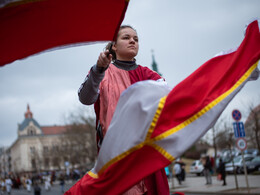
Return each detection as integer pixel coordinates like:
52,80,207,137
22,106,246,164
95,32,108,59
217,158,227,186
173,161,182,185
77,25,169,194
33,182,41,195
1,178,5,195
59,174,65,194
210,156,215,174
201,155,212,185
44,175,51,191
20,175,26,189
178,158,186,181
51,172,55,185
16,176,21,189
5,177,12,195
165,166,170,179
25,177,32,192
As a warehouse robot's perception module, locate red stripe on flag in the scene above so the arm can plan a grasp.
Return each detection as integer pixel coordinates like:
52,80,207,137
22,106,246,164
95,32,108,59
65,145,170,195
0,0,129,66
151,20,260,138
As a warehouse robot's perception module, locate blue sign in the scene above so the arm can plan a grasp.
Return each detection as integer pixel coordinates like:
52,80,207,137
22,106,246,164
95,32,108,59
233,122,245,138
232,109,242,121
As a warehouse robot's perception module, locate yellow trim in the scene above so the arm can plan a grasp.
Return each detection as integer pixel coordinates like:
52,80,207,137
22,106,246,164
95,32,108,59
88,61,259,179
146,142,175,162
98,142,145,175
88,171,99,179
145,96,167,140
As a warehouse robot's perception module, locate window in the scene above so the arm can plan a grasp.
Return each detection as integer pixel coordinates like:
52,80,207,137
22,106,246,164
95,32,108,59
44,158,49,167
27,126,36,135
43,146,48,153
52,145,59,152
30,146,36,154
31,159,36,169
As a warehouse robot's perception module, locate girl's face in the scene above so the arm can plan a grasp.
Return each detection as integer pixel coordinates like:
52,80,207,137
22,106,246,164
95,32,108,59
112,27,139,61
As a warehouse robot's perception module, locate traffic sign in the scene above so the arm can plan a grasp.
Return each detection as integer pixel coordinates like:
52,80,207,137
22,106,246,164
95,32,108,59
236,138,247,151
232,109,242,121
233,122,245,138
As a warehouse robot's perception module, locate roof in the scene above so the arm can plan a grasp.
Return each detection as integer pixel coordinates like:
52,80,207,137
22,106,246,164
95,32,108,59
41,125,68,135
18,105,69,135
18,118,41,131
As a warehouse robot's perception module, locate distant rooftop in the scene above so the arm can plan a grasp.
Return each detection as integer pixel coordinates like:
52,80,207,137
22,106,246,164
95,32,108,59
18,104,68,135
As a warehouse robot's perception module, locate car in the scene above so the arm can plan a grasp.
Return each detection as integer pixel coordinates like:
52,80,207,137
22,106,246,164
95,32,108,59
225,155,254,174
189,160,204,176
246,156,260,173
236,149,260,157
244,148,259,155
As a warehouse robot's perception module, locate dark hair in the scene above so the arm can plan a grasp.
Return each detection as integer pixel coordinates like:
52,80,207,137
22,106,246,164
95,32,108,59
105,25,137,61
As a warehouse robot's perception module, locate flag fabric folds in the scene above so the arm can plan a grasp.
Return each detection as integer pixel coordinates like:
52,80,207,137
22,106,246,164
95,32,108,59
0,0,129,66
65,20,260,195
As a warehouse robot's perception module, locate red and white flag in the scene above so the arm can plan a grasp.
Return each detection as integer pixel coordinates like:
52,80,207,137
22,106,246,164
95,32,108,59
65,20,260,195
0,0,129,66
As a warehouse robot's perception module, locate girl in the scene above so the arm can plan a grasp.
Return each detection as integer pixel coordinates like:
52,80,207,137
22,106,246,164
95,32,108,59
78,25,169,194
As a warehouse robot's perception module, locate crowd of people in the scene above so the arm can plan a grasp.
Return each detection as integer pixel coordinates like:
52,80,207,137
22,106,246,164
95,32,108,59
1,174,33,194
0,169,85,194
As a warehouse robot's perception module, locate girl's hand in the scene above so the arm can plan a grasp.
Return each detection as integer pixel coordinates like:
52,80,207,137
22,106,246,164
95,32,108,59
97,50,112,68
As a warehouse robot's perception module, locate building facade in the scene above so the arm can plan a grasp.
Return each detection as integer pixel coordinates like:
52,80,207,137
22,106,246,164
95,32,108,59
0,105,95,176
8,105,68,174
0,147,11,178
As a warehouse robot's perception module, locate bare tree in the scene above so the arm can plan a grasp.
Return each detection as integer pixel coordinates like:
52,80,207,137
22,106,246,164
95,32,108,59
244,103,260,152
60,107,97,170
210,118,226,172
215,122,234,151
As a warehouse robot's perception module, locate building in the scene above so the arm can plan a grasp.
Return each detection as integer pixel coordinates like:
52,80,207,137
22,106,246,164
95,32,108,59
8,105,68,173
2,104,95,175
0,147,11,178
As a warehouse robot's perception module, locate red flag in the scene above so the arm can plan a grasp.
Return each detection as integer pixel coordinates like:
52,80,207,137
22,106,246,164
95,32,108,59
0,0,129,66
65,20,259,195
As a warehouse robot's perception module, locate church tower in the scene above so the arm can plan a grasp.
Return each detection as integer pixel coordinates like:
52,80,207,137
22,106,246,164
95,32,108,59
151,50,162,76
18,104,42,136
25,104,33,119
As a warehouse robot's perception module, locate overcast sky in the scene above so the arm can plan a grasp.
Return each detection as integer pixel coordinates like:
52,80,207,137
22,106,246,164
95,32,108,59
0,0,260,147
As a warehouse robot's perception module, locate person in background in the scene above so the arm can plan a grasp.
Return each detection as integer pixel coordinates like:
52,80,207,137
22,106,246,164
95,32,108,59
44,174,51,191
1,178,6,195
178,158,186,181
201,155,212,185
25,177,32,192
173,160,182,185
59,174,65,194
33,182,41,195
210,156,215,174
5,176,12,195
217,158,227,186
78,25,168,194
165,166,170,179
15,176,21,189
